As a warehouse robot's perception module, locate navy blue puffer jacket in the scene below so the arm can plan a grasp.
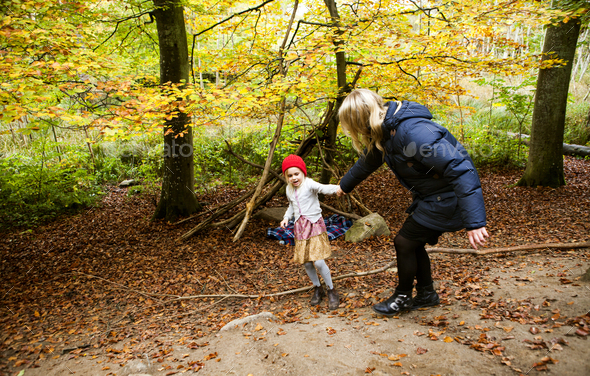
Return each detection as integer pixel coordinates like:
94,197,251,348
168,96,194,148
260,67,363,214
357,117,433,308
340,101,486,232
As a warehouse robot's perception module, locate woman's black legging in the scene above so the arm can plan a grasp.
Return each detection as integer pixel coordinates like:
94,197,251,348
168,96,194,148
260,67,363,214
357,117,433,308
393,234,433,291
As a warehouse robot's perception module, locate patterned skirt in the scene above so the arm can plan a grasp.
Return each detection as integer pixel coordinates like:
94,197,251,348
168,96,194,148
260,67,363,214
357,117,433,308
292,216,332,264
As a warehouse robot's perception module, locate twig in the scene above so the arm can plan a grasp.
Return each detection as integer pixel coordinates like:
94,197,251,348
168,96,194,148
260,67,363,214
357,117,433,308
426,241,590,255
163,260,397,303
73,272,178,301
215,269,237,294
156,296,231,317
193,0,277,37
161,241,590,303
332,260,396,280
348,192,373,216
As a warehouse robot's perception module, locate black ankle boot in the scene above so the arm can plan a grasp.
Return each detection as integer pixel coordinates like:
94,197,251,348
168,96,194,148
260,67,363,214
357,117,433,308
310,286,325,306
372,290,413,317
412,283,440,309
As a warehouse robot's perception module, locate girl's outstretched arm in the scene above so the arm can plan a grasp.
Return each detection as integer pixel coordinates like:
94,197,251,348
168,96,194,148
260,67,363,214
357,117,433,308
308,179,341,195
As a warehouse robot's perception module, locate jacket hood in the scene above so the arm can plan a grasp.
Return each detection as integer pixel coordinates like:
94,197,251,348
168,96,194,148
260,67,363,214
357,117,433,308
382,101,433,132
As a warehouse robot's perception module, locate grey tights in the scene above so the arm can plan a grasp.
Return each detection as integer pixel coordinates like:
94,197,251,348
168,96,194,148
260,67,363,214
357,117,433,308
304,260,333,289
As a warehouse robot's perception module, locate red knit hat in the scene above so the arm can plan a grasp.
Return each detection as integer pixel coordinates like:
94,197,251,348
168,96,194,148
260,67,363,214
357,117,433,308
282,154,307,176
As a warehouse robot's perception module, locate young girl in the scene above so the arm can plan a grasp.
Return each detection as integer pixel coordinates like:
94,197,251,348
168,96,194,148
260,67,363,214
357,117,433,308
336,89,489,316
280,154,340,309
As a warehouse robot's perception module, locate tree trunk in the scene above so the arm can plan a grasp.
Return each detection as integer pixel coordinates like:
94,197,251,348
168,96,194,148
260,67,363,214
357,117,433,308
517,19,581,188
319,0,347,185
152,0,201,222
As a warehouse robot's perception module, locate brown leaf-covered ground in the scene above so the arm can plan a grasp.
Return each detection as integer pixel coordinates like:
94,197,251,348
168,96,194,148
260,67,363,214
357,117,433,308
1,157,589,376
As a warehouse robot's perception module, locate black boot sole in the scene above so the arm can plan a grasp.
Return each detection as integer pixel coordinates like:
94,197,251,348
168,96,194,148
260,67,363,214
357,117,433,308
411,302,440,310
372,306,412,317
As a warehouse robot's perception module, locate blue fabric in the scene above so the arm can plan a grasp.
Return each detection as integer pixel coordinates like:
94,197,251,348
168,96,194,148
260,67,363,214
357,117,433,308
340,100,486,232
267,214,353,246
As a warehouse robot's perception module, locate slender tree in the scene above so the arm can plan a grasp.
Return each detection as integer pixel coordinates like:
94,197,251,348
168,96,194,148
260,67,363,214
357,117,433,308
517,17,581,188
152,0,201,222
319,0,349,185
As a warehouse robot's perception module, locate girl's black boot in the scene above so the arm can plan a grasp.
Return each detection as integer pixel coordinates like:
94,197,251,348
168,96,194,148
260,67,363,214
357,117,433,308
310,286,325,305
327,288,339,310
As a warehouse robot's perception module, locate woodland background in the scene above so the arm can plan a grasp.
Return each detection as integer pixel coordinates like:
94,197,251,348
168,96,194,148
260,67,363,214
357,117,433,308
1,0,590,375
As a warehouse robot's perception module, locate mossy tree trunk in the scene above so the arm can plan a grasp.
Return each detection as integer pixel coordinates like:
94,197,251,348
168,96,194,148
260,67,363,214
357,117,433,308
152,0,201,222
517,19,581,188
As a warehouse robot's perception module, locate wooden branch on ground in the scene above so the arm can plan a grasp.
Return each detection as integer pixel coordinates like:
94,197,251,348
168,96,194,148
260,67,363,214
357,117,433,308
178,193,250,241
75,242,590,306
503,132,590,158
427,241,590,255
178,175,274,240
73,272,178,301
213,179,283,229
164,261,397,303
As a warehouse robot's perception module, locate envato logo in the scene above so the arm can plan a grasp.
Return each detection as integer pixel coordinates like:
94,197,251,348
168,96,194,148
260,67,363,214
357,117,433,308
402,141,494,159
113,140,194,160
163,140,194,158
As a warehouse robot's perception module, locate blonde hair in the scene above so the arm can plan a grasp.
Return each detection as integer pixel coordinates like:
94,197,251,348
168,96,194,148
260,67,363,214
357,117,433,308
338,89,386,156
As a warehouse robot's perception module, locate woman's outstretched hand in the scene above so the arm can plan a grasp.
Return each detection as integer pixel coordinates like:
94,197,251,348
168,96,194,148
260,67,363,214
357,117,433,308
467,227,489,250
336,186,346,197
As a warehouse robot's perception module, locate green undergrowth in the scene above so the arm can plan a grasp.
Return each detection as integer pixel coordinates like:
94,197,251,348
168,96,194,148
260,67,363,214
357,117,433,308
1,94,587,230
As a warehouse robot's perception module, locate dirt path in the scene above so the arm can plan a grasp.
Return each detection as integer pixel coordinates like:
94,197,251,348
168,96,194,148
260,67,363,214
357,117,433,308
21,250,590,376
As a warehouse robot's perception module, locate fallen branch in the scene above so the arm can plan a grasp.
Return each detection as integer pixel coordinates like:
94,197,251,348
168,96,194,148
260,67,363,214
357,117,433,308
503,132,590,158
163,260,396,303
163,242,590,303
349,191,373,216
178,178,272,241
426,241,590,255
73,271,179,300
213,179,283,229
76,242,590,306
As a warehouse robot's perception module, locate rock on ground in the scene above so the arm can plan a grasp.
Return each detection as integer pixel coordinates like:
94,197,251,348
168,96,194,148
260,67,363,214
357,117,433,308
345,213,391,242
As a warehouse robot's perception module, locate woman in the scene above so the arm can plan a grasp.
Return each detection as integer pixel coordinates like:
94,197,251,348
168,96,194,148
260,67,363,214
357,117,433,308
336,89,489,316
